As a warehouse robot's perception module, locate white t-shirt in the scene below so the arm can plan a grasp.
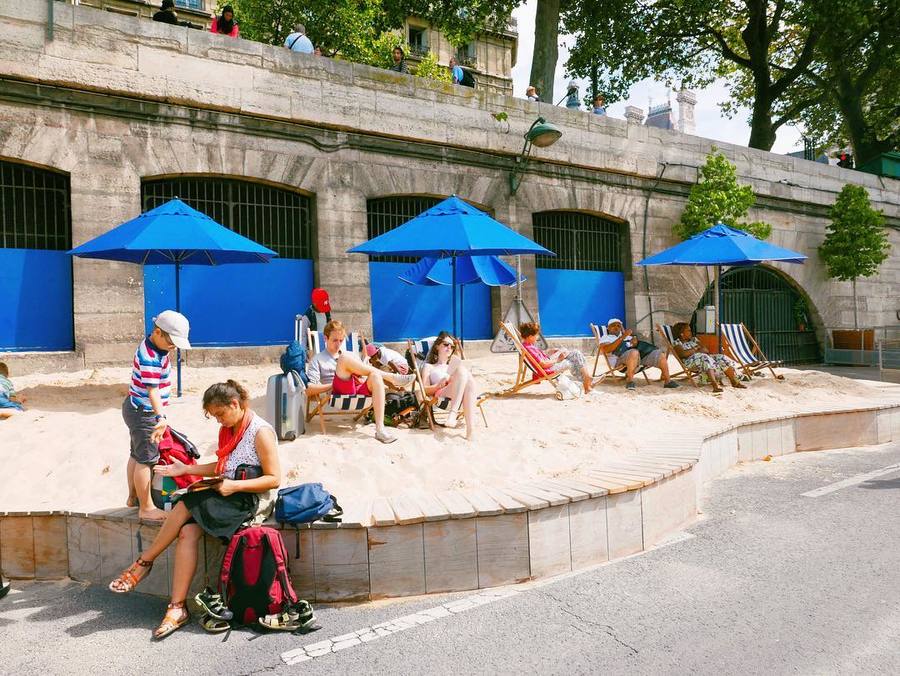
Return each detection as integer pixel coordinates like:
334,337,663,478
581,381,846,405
378,345,407,370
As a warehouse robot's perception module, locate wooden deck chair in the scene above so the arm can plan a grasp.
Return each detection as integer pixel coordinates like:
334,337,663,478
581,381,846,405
305,329,371,434
720,322,784,380
406,338,488,430
494,321,565,400
307,330,363,357
655,324,701,387
589,323,650,383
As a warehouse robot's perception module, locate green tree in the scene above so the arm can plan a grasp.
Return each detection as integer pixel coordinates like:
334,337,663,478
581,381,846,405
528,0,565,103
675,150,772,241
563,0,821,151
411,49,452,82
818,184,891,328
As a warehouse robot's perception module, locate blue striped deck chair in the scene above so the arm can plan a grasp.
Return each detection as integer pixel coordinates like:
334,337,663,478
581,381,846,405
406,337,488,430
720,323,784,380
656,324,701,387
305,329,372,434
589,323,650,383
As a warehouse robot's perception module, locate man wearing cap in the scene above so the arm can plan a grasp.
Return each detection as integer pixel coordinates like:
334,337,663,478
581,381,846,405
299,288,332,341
598,318,677,390
365,342,409,375
122,310,191,521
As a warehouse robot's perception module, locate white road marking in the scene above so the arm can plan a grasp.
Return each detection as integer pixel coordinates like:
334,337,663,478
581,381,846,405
801,463,900,498
280,530,695,666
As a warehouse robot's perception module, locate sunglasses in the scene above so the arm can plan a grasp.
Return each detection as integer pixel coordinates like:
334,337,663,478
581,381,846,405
440,341,454,348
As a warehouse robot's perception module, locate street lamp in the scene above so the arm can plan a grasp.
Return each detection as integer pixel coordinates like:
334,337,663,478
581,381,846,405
508,117,562,195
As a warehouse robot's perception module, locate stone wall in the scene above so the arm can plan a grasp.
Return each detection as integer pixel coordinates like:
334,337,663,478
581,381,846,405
0,1,897,370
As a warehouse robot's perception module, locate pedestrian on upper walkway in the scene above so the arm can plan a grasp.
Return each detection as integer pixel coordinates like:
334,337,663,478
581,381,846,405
526,85,540,102
593,94,607,116
450,56,464,84
284,23,314,54
152,0,178,25
210,4,239,38
390,46,409,74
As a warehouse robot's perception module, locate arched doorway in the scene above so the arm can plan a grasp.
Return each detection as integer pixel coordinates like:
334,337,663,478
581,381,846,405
0,159,74,351
696,266,820,364
531,210,628,336
141,176,315,346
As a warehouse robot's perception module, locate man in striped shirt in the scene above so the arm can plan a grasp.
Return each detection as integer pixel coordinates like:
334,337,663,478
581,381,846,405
123,310,191,521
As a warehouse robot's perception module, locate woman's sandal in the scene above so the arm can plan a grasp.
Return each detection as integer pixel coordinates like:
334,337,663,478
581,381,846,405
108,557,152,593
258,609,314,632
153,602,190,640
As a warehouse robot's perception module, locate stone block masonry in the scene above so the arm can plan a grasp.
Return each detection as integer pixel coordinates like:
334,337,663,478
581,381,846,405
0,2,897,370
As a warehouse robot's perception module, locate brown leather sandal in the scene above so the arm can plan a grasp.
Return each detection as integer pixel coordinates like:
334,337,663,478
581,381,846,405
153,602,190,640
108,557,152,593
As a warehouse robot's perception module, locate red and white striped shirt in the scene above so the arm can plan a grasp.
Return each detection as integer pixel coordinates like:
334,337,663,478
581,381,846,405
129,337,171,411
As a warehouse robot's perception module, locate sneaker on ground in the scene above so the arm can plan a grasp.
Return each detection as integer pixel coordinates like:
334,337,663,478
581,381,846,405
625,381,636,391
663,381,680,389
389,373,416,387
375,429,397,444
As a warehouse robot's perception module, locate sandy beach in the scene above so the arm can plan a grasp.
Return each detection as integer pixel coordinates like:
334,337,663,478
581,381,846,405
1,355,897,514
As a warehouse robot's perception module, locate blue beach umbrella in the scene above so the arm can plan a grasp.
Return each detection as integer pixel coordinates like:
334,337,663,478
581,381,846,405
69,198,277,395
349,195,552,337
637,223,806,345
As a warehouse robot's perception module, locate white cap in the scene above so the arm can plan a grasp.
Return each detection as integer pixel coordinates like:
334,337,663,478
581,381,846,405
154,310,191,349
606,318,624,329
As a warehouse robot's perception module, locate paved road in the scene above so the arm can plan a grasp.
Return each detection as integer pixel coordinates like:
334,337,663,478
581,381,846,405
2,442,899,675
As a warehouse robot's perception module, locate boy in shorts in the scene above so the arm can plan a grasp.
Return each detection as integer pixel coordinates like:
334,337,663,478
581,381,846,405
123,310,191,520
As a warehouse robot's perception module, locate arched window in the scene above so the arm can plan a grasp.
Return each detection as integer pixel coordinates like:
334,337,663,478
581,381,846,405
0,159,73,351
532,211,625,272
142,177,313,259
366,195,442,263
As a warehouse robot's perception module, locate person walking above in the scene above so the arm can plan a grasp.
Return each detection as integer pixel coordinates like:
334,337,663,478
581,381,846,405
123,310,191,521
210,5,239,38
284,23,314,54
152,0,178,25
526,86,540,102
599,318,677,391
592,94,607,116
389,46,409,73
449,56,464,84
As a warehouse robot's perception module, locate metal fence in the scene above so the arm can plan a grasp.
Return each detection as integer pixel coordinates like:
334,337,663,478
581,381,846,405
824,326,900,379
142,177,313,260
698,266,821,365
366,196,442,263
531,211,624,272
0,159,71,251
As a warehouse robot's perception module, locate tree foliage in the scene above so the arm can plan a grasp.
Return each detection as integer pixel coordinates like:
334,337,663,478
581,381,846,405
819,184,890,282
675,150,772,241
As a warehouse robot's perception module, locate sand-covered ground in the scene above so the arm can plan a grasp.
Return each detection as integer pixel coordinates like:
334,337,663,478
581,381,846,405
1,355,897,513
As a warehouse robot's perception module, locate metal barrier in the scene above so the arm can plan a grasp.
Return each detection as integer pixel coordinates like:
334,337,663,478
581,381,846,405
824,326,900,380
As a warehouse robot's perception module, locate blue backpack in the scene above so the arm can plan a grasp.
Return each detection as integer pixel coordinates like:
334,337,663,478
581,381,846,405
275,483,342,525
280,340,308,385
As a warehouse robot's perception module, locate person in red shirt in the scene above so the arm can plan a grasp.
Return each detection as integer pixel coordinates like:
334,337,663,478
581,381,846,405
210,5,239,38
519,322,600,394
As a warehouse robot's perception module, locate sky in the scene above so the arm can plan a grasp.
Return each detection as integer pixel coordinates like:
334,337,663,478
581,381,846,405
510,0,804,155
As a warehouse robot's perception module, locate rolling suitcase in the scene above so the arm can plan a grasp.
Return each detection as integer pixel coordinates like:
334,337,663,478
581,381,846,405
266,370,305,441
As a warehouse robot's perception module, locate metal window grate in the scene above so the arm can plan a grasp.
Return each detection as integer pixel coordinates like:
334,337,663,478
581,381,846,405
175,0,204,10
141,177,313,260
0,160,71,251
532,211,623,272
366,196,442,263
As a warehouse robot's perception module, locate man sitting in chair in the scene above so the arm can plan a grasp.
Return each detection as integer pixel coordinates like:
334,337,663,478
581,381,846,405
307,320,415,444
599,318,678,391
364,342,410,374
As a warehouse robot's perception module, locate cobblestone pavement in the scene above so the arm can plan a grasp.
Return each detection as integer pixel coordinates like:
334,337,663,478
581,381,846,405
2,441,899,675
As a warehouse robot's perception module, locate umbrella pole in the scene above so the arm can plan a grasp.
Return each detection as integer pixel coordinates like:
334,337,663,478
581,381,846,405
176,261,182,398
714,265,721,353
451,256,458,340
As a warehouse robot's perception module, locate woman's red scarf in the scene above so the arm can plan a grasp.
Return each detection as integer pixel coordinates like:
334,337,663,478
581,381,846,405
215,409,254,475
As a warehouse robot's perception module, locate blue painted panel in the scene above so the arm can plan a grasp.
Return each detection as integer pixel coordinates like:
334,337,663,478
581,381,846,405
369,262,493,341
0,249,74,351
536,269,625,337
144,259,314,346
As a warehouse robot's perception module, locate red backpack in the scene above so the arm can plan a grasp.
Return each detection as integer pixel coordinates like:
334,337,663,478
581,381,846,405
219,526,298,626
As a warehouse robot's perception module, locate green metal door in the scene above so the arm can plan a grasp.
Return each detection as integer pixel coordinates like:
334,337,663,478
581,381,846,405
697,266,820,364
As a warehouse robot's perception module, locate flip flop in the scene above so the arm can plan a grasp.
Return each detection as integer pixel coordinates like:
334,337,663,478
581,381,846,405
200,614,231,634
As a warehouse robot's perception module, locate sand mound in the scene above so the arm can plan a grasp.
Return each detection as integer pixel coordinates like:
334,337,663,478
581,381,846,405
1,357,896,513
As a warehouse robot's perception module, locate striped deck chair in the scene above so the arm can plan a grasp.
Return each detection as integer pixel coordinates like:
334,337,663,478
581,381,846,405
656,324,701,387
589,323,650,383
720,323,784,380
406,338,488,430
305,329,372,434
494,321,565,400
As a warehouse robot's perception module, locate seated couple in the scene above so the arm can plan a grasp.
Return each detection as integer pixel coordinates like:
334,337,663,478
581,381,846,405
307,320,416,444
519,322,601,394
109,380,281,639
671,322,746,392
599,318,678,390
